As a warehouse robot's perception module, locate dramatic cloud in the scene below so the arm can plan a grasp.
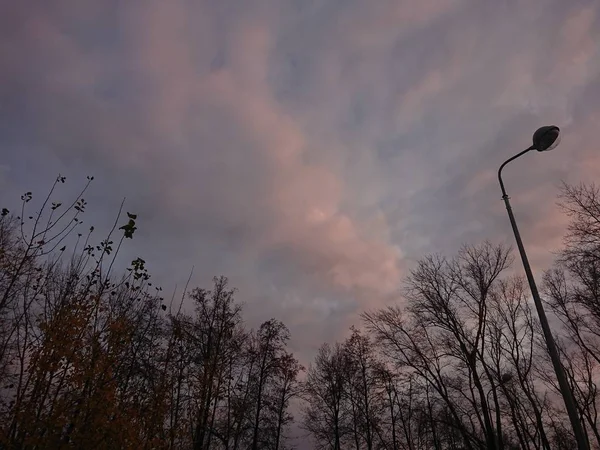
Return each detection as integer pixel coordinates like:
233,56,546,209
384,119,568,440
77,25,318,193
2,0,600,370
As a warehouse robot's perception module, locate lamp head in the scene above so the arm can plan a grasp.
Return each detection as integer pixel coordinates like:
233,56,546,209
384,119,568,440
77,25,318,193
532,125,560,152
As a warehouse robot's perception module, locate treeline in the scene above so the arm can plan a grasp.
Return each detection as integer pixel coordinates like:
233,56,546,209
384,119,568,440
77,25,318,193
302,182,600,450
1,176,600,450
0,177,301,449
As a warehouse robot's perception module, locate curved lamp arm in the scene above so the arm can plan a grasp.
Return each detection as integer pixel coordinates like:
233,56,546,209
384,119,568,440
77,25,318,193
497,146,534,198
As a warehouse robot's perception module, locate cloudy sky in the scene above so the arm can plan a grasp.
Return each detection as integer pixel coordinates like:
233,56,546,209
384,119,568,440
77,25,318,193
1,0,600,361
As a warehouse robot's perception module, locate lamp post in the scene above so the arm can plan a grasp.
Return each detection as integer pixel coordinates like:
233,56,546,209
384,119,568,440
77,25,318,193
497,125,588,450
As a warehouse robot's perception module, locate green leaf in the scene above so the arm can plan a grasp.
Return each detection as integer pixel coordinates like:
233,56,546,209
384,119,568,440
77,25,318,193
119,218,137,239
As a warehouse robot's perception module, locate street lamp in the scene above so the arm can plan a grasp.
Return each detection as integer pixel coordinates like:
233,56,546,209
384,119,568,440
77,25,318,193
497,125,588,450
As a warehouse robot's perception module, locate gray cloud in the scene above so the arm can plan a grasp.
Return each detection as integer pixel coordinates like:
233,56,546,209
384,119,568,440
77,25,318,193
1,0,600,376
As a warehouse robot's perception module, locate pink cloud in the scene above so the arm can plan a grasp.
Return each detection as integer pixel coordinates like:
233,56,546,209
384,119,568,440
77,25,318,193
118,2,403,306
3,0,600,364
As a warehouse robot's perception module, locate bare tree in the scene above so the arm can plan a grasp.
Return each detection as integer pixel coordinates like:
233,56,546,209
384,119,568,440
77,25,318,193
543,182,600,448
302,342,349,450
265,352,303,450
249,319,291,450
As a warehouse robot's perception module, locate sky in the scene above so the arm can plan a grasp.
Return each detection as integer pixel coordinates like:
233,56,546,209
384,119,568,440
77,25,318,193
1,0,600,368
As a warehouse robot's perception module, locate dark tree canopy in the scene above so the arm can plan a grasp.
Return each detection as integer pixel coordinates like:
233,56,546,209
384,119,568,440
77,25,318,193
2,177,600,450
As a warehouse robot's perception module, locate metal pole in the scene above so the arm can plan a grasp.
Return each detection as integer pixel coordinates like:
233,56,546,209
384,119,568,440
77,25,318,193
498,150,589,450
